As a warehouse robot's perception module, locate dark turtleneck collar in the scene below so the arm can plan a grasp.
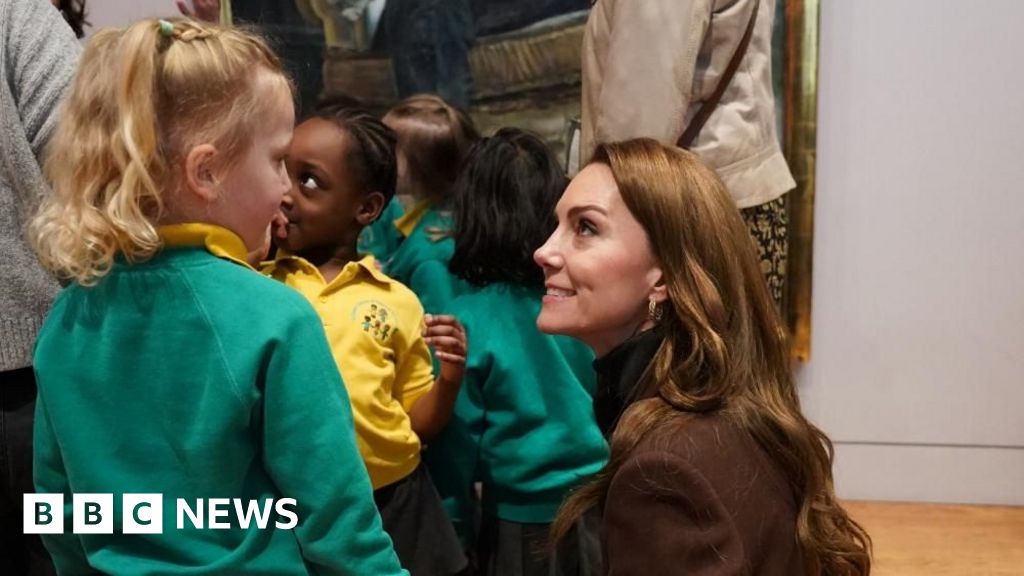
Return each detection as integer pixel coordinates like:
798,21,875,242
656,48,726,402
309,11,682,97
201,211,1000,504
592,326,666,436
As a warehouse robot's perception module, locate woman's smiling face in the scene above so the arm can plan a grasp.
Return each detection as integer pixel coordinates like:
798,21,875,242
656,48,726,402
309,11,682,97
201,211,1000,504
533,163,663,357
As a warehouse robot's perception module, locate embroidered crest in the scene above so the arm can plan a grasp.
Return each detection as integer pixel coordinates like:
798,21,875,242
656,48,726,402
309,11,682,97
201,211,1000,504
353,301,396,343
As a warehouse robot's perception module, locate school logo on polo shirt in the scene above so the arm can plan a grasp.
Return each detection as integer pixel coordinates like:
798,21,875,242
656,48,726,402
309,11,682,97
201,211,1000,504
352,300,397,343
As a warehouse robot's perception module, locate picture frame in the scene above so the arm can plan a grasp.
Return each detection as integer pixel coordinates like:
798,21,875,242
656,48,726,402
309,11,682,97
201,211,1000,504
777,0,819,361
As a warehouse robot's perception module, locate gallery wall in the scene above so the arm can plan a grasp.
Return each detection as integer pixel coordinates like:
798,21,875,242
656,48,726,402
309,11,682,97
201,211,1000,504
803,0,1024,504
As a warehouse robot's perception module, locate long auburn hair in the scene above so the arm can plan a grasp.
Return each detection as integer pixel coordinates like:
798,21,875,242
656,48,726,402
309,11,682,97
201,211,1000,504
550,139,871,575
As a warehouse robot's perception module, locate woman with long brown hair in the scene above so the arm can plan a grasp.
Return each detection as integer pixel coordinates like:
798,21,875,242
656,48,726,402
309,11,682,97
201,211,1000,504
534,138,870,575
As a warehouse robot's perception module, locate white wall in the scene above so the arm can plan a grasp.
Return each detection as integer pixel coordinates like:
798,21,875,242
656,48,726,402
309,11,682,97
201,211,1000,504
801,0,1024,505
85,0,177,34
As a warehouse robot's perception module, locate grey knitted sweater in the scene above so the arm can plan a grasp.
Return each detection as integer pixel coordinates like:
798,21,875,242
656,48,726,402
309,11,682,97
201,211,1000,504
0,0,80,371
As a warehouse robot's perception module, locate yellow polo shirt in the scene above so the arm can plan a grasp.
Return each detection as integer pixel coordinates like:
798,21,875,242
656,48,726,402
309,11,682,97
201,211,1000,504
262,254,435,489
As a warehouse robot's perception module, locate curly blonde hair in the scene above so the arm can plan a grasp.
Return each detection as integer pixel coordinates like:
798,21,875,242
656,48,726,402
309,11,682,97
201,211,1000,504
31,18,291,285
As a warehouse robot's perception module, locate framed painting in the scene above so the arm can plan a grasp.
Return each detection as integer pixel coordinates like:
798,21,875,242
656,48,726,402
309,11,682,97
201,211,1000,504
776,0,819,361
317,0,819,358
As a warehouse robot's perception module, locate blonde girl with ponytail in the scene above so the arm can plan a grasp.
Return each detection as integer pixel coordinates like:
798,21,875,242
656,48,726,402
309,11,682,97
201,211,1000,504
30,18,406,575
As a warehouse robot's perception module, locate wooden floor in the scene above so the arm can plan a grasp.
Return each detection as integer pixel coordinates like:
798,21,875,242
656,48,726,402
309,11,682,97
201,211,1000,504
844,501,1024,575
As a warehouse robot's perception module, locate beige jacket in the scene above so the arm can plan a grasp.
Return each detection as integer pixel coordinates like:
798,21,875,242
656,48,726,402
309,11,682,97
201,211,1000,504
581,0,795,208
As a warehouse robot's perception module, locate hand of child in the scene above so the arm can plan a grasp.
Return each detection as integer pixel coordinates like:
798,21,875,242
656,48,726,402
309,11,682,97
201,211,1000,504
176,0,221,23
423,314,467,387
246,224,272,267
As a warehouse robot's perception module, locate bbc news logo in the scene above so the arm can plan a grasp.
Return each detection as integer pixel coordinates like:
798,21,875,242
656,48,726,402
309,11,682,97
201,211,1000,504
24,494,298,534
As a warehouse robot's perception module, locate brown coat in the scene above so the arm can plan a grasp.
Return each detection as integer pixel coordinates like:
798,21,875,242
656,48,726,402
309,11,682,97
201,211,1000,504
601,411,805,575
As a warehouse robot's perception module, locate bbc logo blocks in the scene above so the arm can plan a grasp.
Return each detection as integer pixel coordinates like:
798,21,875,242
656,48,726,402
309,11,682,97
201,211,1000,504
24,494,64,534
24,494,162,535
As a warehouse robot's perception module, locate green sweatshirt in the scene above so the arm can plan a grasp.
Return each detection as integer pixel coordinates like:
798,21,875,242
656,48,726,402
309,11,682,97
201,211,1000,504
383,202,470,316
32,224,406,576
357,196,405,264
423,283,608,544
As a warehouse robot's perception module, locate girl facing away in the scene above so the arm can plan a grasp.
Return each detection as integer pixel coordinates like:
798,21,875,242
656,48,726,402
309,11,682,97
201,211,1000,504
263,104,469,575
30,18,405,576
429,128,608,576
363,94,479,317
536,139,871,575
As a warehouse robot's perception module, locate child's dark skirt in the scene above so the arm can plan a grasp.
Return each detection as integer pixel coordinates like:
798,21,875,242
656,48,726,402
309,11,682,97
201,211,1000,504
475,510,601,576
374,464,468,575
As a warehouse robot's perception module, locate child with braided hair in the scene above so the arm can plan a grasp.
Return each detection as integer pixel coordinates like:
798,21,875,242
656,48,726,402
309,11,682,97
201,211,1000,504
264,103,469,575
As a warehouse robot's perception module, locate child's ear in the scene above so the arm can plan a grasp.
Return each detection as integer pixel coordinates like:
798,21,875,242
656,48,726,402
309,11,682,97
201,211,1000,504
184,144,221,202
356,191,387,226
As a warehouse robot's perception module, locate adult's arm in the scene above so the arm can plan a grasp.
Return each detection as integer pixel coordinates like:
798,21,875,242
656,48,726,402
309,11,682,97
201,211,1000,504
580,0,713,163
603,449,746,575
3,0,81,163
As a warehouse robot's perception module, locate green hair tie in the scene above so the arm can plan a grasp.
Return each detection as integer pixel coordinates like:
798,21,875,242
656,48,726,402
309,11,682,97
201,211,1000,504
158,19,174,37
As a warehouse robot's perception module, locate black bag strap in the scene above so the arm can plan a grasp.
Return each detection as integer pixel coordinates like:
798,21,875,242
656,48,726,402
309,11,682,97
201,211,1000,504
677,0,761,149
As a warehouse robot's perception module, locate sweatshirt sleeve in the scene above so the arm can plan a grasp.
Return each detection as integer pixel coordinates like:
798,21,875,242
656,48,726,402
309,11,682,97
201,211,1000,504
34,388,91,575
423,306,491,547
262,306,407,576
408,258,461,316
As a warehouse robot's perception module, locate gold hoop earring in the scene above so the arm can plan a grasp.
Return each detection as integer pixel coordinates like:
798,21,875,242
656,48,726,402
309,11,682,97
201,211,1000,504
648,298,664,322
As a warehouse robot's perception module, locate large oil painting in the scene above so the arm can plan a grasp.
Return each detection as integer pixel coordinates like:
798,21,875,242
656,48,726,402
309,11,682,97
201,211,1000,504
254,0,818,358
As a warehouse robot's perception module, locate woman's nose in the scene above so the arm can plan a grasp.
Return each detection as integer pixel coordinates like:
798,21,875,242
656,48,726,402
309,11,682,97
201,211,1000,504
534,235,558,270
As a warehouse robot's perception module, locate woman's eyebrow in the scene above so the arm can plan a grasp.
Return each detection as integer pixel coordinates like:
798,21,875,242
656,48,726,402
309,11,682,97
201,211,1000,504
566,204,608,218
